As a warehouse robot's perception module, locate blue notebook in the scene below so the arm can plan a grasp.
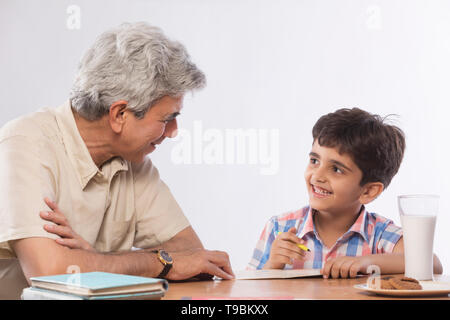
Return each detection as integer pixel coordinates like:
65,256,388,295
22,287,166,300
30,272,168,297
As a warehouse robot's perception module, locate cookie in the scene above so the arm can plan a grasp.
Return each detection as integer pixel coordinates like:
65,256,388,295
400,276,420,284
380,279,395,289
388,277,422,290
368,276,395,289
380,277,396,289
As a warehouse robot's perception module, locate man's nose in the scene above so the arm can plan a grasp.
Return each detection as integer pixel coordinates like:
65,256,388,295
164,118,178,138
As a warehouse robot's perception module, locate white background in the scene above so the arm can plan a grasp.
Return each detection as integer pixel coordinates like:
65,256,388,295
1,0,449,272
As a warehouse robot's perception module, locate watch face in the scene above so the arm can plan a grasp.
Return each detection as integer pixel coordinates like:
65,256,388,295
160,250,173,264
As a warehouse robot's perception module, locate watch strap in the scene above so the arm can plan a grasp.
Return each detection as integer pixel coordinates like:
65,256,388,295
151,249,173,279
158,263,172,279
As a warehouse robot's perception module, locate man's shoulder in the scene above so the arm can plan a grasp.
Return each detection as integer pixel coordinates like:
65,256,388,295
130,157,158,178
0,107,59,143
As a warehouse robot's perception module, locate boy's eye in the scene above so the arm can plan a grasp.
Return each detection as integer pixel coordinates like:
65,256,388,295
310,158,318,165
333,166,343,174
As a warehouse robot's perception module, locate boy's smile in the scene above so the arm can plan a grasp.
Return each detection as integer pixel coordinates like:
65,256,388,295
311,185,333,198
304,140,365,216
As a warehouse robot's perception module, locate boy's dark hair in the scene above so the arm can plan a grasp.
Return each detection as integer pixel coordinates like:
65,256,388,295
312,108,405,188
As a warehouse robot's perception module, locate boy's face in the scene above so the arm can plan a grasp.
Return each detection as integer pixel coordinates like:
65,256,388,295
304,140,365,215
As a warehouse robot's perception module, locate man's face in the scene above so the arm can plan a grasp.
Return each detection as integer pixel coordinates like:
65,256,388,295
119,95,182,163
304,140,365,215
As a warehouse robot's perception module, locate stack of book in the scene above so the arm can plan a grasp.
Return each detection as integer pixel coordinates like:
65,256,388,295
21,272,168,300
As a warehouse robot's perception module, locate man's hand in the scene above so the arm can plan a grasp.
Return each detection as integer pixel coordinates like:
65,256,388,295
321,255,374,279
166,249,235,280
37,198,235,281
40,197,96,252
263,227,308,269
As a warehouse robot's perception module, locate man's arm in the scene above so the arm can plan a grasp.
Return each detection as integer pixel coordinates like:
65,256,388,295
40,198,203,253
144,226,204,252
11,236,234,285
32,199,234,281
10,237,162,284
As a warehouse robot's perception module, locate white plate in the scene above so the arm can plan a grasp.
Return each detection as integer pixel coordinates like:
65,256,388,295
354,281,450,297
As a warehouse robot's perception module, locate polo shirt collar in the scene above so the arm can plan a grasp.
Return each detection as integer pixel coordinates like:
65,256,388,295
298,206,316,239
298,205,370,244
54,101,128,189
346,205,370,243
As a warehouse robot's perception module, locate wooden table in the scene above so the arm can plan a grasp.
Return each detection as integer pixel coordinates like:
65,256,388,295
163,274,450,300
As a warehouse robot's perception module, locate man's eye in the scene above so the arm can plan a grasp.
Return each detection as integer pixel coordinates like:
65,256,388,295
310,158,318,165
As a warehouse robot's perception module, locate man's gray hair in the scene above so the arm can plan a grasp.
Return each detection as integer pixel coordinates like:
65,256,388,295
70,22,206,120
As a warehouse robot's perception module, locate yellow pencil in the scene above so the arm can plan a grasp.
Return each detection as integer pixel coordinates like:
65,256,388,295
277,231,311,252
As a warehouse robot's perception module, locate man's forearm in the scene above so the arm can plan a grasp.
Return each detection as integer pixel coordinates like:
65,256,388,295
72,249,163,277
139,226,204,252
12,238,163,282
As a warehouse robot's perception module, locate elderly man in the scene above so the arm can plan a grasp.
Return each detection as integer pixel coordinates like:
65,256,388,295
0,22,233,299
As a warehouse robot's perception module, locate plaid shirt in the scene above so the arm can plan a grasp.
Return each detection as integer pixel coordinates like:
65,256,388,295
248,206,403,270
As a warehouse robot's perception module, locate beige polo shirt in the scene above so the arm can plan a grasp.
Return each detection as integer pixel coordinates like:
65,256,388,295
0,101,190,299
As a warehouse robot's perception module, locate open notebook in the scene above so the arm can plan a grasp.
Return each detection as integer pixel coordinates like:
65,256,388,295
235,268,322,280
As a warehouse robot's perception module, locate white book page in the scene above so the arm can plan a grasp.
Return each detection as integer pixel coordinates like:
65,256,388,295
235,268,322,280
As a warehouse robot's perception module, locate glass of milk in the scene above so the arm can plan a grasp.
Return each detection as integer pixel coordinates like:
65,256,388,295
398,194,439,280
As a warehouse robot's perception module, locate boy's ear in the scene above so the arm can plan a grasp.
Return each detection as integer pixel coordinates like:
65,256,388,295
359,182,384,204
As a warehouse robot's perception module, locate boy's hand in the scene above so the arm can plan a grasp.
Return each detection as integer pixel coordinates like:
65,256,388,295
264,227,308,269
321,255,373,279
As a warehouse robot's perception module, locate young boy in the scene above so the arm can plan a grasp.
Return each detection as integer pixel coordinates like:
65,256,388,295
248,108,443,278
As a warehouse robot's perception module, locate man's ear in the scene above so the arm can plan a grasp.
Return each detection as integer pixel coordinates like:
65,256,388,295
359,182,384,205
109,100,128,133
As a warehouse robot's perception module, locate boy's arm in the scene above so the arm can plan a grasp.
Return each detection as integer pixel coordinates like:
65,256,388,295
322,237,443,278
392,237,443,275
322,252,405,279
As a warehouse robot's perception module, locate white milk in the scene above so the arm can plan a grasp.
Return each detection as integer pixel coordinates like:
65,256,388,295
400,215,437,280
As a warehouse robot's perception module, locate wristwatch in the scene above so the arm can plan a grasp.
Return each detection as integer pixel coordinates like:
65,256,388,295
151,249,173,278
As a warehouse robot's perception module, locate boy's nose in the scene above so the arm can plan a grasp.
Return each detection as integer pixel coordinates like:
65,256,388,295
311,167,327,183
312,176,326,184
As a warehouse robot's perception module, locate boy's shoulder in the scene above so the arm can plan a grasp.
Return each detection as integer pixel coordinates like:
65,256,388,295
362,209,402,243
364,210,398,227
